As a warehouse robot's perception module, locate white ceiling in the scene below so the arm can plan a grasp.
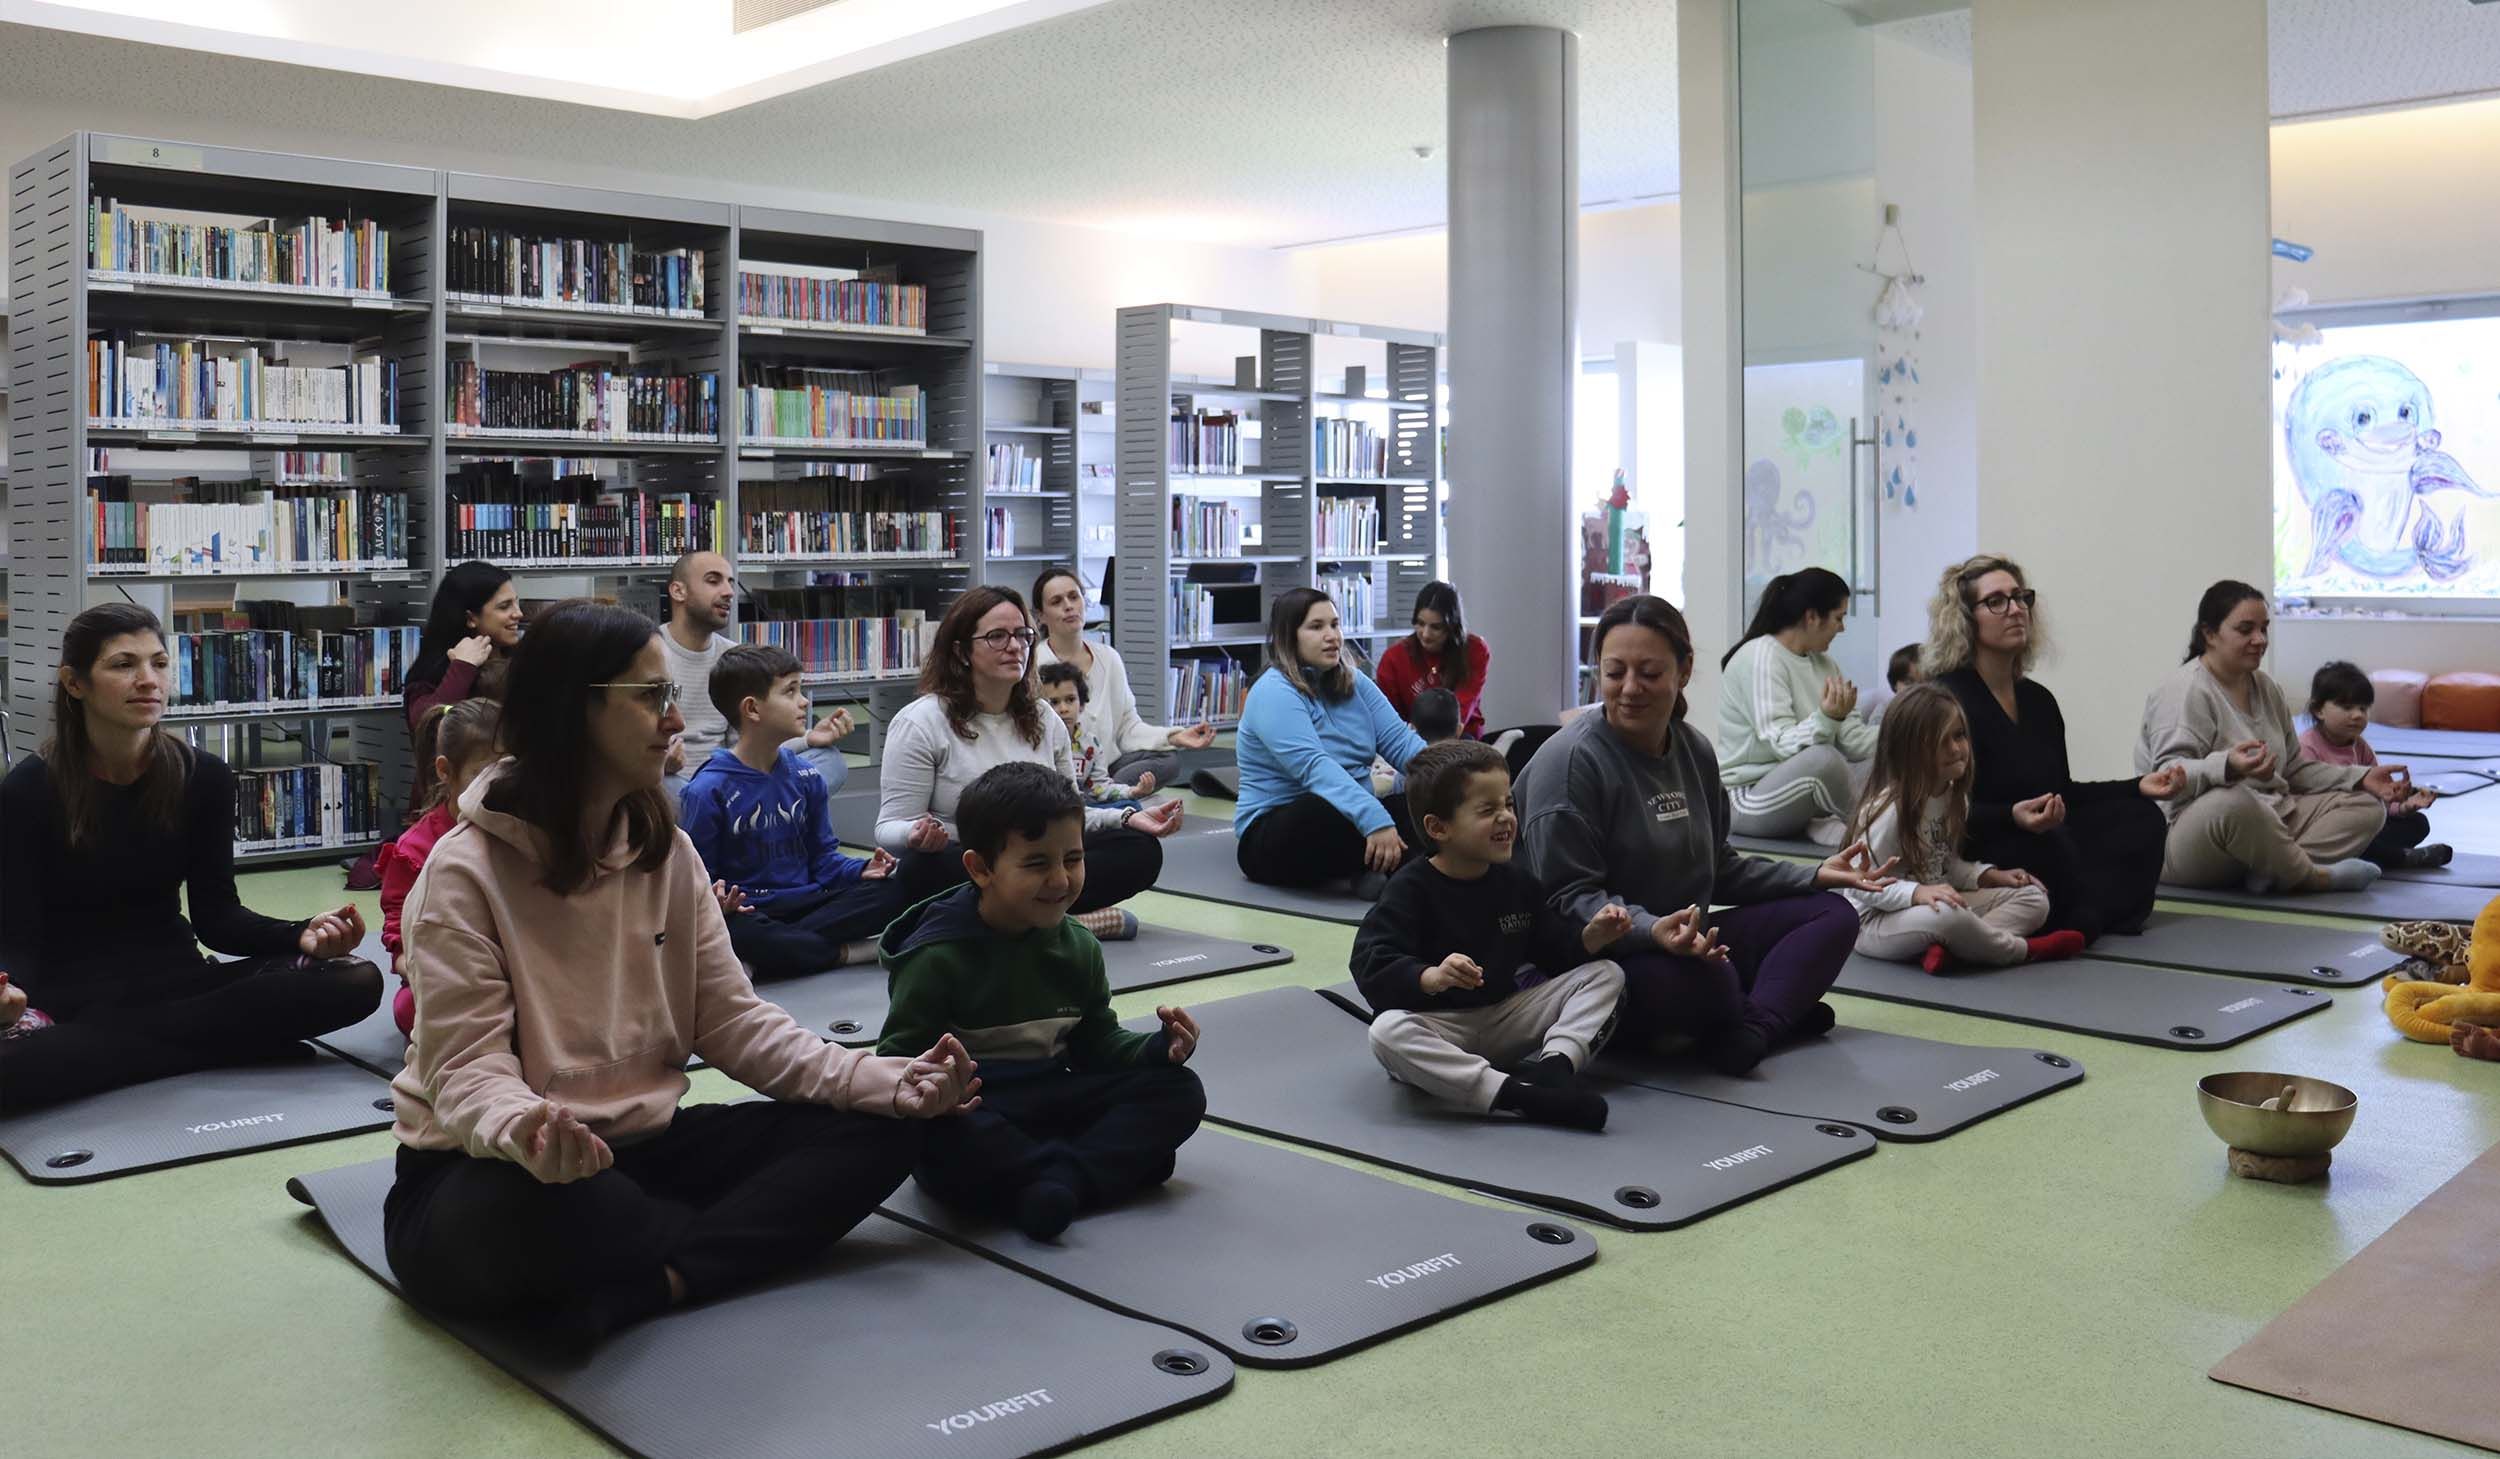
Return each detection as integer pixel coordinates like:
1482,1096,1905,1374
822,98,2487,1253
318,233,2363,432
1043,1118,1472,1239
1878,0,2500,120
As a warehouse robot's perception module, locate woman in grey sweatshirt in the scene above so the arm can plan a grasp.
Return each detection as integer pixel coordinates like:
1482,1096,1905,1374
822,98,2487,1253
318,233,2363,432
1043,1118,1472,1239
2135,581,2401,894
1515,596,1897,1075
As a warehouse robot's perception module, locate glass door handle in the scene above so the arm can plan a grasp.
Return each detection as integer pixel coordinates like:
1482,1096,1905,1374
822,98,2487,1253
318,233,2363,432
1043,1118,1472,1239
1849,416,1881,617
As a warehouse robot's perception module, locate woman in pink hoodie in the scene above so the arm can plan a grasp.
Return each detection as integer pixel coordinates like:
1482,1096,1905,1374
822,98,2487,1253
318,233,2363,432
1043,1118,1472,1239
383,599,981,1351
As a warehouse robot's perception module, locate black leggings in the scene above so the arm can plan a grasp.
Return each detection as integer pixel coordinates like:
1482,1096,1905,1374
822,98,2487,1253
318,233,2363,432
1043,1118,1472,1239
384,1100,919,1328
915,1063,1205,1216
1969,795,2165,944
2363,808,2433,868
0,954,382,1112
1235,792,1419,887
726,879,919,982
890,825,1166,913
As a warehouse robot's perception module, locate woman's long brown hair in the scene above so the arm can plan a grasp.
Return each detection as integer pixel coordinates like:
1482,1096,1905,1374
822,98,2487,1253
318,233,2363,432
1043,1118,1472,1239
918,585,1047,746
46,602,192,848
1848,683,1972,874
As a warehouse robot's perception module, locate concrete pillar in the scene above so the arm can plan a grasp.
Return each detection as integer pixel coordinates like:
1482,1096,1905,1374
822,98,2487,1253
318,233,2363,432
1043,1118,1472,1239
1447,25,1578,725
1676,0,1742,726
1974,0,2271,774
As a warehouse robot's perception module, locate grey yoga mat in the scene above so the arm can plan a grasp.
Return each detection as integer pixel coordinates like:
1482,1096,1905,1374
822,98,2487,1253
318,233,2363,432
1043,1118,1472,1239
2377,848,2500,888
1318,982,2084,1143
288,1157,1234,1459
2358,724,2500,759
1831,952,2332,1049
884,1128,1593,1367
1151,816,1375,926
1727,834,1822,860
2095,911,2407,987
2155,875,2491,923
1165,986,1874,1230
0,1049,393,1183
768,925,1296,1046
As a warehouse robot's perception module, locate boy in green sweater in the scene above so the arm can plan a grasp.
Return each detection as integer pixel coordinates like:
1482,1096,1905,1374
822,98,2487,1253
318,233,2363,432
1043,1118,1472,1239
877,761,1204,1240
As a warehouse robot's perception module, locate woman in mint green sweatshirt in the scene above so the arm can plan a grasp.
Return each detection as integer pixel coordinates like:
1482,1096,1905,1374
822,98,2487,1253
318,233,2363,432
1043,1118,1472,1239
1716,569,1878,844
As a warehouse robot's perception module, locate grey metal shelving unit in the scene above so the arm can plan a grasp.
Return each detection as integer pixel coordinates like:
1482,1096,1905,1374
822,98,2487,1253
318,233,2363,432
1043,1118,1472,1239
6,133,991,853
1113,303,1442,725
981,360,1117,624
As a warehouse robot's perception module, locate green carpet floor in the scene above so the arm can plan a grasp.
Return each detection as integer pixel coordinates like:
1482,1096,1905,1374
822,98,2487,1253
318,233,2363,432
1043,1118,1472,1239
6,781,2495,1458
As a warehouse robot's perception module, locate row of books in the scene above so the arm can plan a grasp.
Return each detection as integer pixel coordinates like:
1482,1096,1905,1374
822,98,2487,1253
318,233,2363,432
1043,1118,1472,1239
1315,497,1384,557
1314,418,1389,478
733,614,929,679
234,761,388,855
170,624,423,709
987,442,1045,490
1167,582,1250,641
738,367,924,445
447,362,719,441
89,199,391,295
446,465,723,560
89,336,400,431
1169,408,1241,473
1316,571,1380,630
982,508,1018,557
87,478,408,572
447,228,705,315
1167,657,1250,724
738,263,925,334
741,489,956,558
275,451,352,485
1170,496,1245,558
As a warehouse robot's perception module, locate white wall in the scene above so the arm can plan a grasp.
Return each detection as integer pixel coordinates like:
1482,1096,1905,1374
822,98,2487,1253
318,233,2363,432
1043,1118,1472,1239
1973,0,2273,778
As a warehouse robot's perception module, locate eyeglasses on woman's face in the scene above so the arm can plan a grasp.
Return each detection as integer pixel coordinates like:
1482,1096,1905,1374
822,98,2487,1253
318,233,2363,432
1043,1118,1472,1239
1973,588,2037,617
591,680,683,713
972,628,1038,651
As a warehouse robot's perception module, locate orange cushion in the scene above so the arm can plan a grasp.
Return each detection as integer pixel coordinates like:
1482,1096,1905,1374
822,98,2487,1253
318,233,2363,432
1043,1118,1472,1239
2369,670,2425,728
2424,671,2500,733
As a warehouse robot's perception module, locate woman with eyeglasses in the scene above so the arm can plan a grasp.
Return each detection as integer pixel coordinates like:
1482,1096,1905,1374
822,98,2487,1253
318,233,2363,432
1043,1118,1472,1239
383,598,980,1354
1031,566,1217,794
1926,555,2175,942
874,586,1181,938
0,602,382,1109
1373,580,1491,740
1234,587,1431,899
1715,568,1878,845
2135,580,2401,896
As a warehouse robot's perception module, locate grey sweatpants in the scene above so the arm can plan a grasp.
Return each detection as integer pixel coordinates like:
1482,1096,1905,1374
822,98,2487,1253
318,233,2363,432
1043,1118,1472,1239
2160,786,2385,891
1854,884,2050,967
1367,960,1625,1112
1729,744,1870,838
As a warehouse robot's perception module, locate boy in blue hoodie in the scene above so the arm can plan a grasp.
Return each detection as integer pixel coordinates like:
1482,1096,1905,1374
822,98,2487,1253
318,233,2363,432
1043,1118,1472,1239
878,762,1204,1240
681,644,913,980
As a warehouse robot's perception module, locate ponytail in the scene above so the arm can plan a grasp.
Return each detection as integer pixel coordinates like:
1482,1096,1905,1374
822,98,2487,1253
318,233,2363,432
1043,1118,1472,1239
1722,567,1852,669
411,697,503,812
2185,579,2265,663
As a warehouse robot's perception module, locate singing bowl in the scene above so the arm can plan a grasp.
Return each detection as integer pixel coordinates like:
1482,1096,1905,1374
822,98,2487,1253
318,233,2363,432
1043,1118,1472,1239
2196,1072,2358,1158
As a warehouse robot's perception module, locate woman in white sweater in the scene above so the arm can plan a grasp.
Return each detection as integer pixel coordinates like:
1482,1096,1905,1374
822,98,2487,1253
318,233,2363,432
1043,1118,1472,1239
1031,567,1217,791
875,585,1182,937
2136,580,2402,894
1715,568,1879,843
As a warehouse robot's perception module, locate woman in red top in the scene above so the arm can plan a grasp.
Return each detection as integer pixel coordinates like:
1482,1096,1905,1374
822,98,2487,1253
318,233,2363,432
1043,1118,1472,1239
1373,581,1491,739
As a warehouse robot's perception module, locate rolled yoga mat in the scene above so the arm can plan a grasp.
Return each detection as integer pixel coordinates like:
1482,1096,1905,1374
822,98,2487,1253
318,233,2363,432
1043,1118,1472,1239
2210,1138,2500,1453
1162,986,1874,1230
0,1050,394,1184
1314,982,2085,1143
288,1156,1236,1459
2095,911,2405,987
885,1127,1594,1368
1830,952,2332,1050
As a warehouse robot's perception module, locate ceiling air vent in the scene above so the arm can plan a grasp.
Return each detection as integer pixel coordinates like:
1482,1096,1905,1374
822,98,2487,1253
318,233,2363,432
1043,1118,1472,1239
734,0,855,33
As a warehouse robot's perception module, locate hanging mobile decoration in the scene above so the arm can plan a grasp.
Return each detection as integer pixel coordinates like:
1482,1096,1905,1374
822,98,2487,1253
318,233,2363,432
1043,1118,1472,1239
1862,205,1923,510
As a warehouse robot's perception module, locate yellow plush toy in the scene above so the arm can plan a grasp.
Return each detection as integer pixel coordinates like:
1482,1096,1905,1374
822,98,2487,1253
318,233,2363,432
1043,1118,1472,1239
2383,893,2500,1053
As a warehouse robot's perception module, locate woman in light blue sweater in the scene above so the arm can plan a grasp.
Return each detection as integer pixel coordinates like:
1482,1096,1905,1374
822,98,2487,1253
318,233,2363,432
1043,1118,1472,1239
1234,587,1429,898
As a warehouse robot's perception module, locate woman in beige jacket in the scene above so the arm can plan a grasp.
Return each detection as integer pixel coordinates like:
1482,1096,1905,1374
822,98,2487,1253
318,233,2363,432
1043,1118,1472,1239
2135,581,2405,894
385,600,980,1352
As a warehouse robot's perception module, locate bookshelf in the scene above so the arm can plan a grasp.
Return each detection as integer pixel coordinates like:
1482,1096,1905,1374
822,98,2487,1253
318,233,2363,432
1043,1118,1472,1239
7,134,992,853
980,362,1116,627
1114,304,1442,725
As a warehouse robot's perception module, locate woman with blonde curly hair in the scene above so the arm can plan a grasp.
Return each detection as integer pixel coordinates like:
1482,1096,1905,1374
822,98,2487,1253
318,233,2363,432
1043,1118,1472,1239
1924,555,2177,942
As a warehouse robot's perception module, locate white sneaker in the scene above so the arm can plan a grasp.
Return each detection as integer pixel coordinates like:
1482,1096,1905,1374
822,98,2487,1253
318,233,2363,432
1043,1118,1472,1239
1805,816,1849,848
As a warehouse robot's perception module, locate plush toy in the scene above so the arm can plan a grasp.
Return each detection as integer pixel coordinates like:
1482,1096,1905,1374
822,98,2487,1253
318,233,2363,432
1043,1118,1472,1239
2383,893,2500,1053
2381,917,2471,983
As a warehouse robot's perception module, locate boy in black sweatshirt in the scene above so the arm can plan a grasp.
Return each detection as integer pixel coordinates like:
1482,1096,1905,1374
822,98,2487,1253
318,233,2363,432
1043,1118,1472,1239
878,762,1204,1240
1350,740,1630,1130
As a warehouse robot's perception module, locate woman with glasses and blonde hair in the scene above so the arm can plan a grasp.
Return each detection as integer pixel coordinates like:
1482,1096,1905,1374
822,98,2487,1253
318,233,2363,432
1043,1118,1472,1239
873,586,1180,937
1925,554,2177,942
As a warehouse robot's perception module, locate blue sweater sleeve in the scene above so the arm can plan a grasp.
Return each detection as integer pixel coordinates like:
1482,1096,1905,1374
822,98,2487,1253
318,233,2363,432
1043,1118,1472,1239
1240,678,1392,836
678,780,727,877
1359,673,1430,771
800,768,866,891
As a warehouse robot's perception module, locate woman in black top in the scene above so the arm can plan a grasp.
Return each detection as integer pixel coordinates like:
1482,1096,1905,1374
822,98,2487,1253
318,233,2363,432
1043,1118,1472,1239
1924,555,2179,942
0,603,381,1110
